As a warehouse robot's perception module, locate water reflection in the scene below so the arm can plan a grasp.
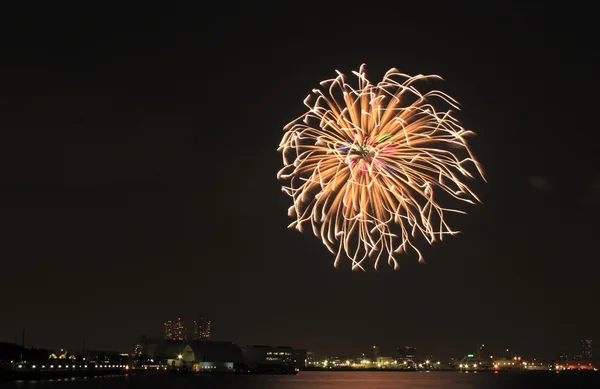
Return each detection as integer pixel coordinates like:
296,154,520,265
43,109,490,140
3,371,600,389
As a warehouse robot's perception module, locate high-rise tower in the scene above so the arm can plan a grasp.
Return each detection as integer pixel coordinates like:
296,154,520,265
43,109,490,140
192,315,211,340
582,339,592,360
164,318,186,340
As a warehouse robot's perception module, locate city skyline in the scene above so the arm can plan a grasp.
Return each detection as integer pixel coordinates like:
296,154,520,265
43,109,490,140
1,336,595,380
1,2,598,361
0,336,592,368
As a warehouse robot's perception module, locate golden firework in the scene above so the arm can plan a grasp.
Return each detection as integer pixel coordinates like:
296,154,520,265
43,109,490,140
277,64,484,270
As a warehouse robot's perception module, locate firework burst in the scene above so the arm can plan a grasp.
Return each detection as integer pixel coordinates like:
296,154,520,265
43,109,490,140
277,64,484,270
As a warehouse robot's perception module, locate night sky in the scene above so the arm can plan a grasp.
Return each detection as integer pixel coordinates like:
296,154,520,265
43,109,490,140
1,3,598,361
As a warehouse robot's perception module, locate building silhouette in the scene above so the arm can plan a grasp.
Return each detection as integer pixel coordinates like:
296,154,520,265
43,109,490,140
164,318,187,341
137,339,306,373
397,346,416,362
164,320,174,340
582,339,592,360
192,315,211,340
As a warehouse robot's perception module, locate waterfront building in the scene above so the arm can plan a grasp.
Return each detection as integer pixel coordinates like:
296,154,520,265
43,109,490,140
166,341,244,372
140,338,304,373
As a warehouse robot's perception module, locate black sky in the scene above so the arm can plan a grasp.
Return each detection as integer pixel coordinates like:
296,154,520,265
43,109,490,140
1,2,598,361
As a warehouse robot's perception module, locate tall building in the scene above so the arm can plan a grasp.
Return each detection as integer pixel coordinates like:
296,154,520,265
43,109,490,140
192,315,211,340
164,318,187,340
174,318,187,340
582,339,592,360
164,320,174,340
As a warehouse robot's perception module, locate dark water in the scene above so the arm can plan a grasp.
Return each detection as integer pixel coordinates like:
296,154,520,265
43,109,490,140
4,371,600,389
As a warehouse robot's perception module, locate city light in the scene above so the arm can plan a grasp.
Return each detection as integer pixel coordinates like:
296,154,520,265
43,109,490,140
1,336,593,376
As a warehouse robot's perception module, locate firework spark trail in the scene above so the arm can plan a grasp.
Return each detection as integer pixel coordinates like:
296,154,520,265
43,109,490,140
277,64,485,270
